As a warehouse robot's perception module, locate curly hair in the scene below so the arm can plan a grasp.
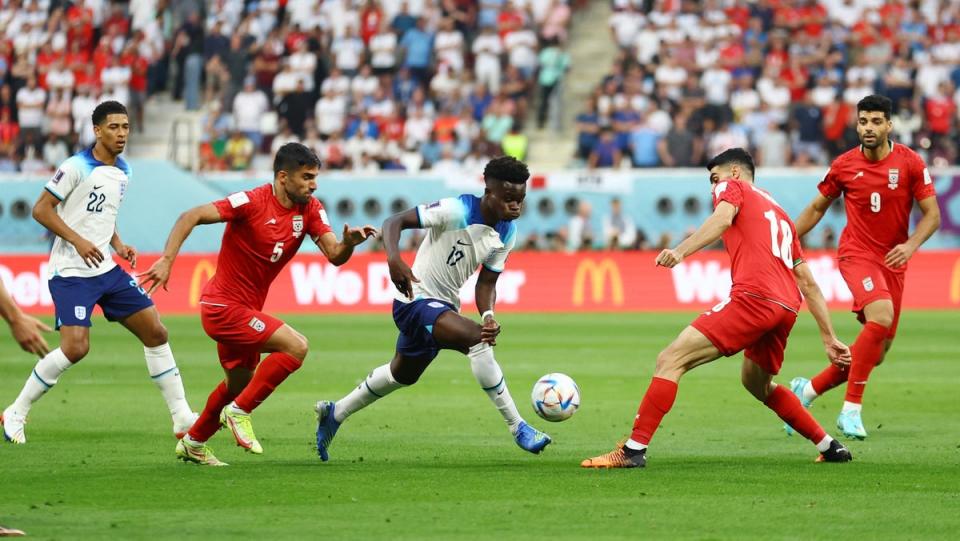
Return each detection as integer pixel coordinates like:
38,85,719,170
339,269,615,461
483,155,529,184
92,101,128,126
857,94,893,120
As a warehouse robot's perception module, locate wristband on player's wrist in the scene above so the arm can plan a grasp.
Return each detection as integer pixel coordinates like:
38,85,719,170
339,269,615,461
481,310,495,321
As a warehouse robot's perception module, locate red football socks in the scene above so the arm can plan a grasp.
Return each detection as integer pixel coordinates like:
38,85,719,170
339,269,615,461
630,377,678,445
764,385,826,444
188,381,235,442
844,321,890,404
233,352,303,413
810,363,847,395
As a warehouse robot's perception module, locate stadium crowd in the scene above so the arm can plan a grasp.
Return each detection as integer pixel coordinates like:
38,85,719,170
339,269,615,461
198,0,578,172
578,0,960,169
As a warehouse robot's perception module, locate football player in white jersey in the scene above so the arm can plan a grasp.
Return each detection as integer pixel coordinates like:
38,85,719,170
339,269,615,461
314,156,551,460
1,101,196,444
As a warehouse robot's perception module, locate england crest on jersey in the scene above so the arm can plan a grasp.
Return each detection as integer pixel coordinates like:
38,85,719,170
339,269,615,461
888,168,899,190
292,215,303,238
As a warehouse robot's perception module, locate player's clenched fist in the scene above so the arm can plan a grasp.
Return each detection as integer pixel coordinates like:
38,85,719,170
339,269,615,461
139,256,173,295
655,248,683,268
387,256,420,300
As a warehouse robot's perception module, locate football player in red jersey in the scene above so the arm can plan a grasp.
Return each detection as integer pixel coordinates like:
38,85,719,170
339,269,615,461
787,95,940,440
582,149,853,468
140,143,376,465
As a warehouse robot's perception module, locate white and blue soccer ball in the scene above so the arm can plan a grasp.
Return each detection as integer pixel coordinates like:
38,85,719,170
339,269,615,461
531,373,580,422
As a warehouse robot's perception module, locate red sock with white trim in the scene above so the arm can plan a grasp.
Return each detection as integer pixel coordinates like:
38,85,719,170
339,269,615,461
626,377,678,449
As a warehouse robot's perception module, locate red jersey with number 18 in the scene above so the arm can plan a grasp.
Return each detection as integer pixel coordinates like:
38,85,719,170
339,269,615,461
202,184,333,309
713,180,804,312
817,143,936,273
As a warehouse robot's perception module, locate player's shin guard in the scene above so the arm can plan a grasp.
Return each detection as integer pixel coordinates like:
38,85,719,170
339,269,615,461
810,363,847,395
629,377,678,447
189,381,236,443
764,385,827,444
844,321,889,404
10,348,73,415
144,343,193,426
233,352,303,413
468,343,523,434
333,363,405,423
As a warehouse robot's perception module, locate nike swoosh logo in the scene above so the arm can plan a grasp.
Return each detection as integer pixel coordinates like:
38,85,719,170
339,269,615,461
456,240,472,246
93,185,103,189
852,172,863,180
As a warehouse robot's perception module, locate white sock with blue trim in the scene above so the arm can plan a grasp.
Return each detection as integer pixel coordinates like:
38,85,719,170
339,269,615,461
144,343,193,426
468,343,523,434
334,364,405,423
11,348,73,415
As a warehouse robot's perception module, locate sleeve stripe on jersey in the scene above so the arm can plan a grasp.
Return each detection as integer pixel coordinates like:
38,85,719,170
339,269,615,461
44,186,64,201
793,257,805,267
483,263,503,273
415,206,422,228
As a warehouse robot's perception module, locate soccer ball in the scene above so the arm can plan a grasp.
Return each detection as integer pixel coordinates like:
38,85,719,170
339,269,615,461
531,373,580,422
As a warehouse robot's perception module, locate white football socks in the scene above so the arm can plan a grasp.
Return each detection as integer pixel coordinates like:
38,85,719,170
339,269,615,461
841,401,862,414
468,342,523,434
144,343,193,426
10,348,73,415
624,439,648,451
816,435,834,452
801,381,819,403
334,363,405,423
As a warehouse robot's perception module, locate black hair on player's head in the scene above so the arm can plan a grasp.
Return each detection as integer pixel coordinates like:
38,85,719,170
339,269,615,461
706,147,755,180
92,101,128,126
483,155,529,185
273,142,321,175
857,94,893,120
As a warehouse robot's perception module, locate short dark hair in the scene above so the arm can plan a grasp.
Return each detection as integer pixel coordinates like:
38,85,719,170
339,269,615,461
273,142,321,175
706,148,756,179
92,101,128,126
483,155,529,184
857,94,893,120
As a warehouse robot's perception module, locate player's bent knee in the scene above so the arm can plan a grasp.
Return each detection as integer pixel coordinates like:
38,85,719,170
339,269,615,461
653,349,683,378
146,323,169,347
288,334,309,361
61,342,89,363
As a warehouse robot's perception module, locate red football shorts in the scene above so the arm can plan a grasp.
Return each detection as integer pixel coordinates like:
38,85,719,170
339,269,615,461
200,302,285,370
838,257,903,339
691,293,798,375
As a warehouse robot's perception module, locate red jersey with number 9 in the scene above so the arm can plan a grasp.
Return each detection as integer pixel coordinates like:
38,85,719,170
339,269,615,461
202,184,333,309
713,180,804,312
817,143,936,273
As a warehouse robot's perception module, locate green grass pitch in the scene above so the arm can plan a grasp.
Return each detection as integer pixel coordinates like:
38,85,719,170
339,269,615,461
2,311,959,540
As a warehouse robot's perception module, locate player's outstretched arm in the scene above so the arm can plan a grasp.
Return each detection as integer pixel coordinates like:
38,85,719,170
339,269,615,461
315,223,377,267
794,193,832,239
475,268,501,346
793,261,851,368
139,203,223,294
32,190,104,268
382,208,422,299
885,196,941,269
0,280,52,357
656,201,736,268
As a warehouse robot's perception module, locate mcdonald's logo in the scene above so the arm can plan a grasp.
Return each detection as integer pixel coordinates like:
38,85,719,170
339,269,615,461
572,258,624,306
189,259,217,307
951,258,960,304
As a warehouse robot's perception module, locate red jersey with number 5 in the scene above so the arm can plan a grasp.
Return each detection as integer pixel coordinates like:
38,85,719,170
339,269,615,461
817,143,936,273
713,180,804,312
202,184,333,309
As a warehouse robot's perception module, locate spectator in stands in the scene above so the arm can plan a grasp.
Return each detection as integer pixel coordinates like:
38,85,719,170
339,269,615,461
173,11,204,110
233,77,270,151
504,21,538,81
42,132,70,169
472,26,502,94
278,79,315,138
925,81,957,155
400,17,434,84
271,120,300,156
122,42,149,133
481,98,514,144
224,131,254,171
0,109,19,153
792,92,826,165
756,120,791,167
315,86,348,138
46,89,73,139
370,20,398,76
891,98,922,148
657,109,700,167
567,200,594,251
0,147,19,172
629,119,661,168
15,75,45,143
589,128,621,169
536,38,570,130
501,124,528,160
602,197,636,250
0,84,17,123
391,1,419,37
435,17,465,73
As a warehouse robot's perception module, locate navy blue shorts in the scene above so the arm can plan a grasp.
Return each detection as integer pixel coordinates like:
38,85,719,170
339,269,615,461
393,298,456,361
48,266,154,329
